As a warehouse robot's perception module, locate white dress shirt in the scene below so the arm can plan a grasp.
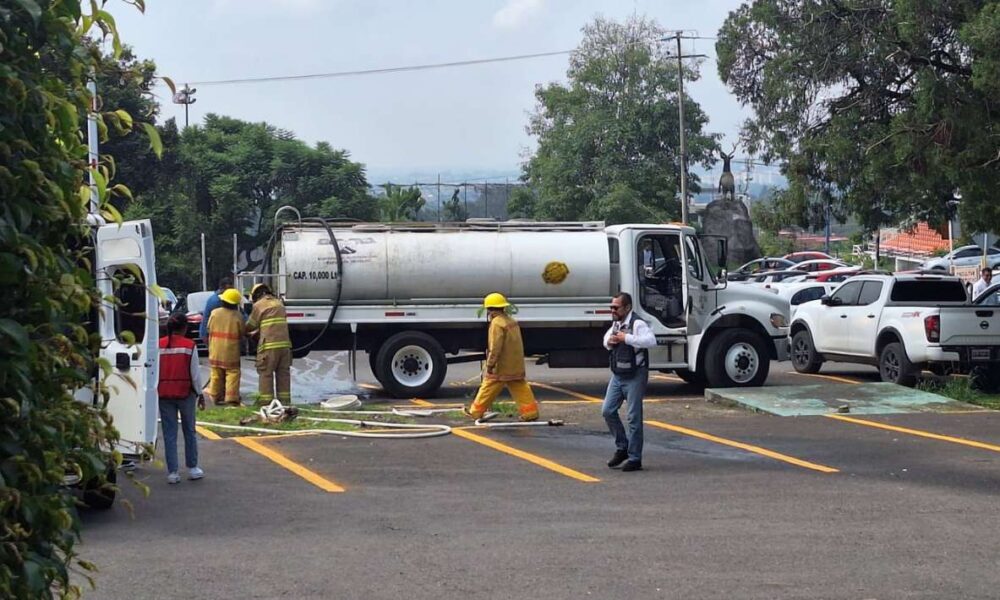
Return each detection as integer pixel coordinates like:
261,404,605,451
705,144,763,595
603,311,658,351
972,277,992,300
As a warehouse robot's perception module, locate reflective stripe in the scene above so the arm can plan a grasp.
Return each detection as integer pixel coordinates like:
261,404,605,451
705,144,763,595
259,341,293,351
260,317,287,327
160,347,194,356
208,359,240,369
209,332,241,341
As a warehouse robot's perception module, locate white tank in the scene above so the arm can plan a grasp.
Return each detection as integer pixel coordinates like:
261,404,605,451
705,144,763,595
276,223,611,302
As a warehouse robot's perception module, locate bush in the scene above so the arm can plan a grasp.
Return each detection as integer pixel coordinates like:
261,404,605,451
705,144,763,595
0,3,150,597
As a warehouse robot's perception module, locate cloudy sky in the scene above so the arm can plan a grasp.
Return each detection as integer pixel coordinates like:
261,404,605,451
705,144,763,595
112,0,758,181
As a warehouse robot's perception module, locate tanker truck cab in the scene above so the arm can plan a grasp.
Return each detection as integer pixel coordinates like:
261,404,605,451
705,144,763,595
611,225,788,387
265,219,788,398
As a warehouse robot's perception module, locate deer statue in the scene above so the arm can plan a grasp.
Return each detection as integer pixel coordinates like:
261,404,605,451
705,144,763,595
717,146,737,200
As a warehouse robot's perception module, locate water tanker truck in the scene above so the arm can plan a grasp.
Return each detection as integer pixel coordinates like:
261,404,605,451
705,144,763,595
247,218,790,398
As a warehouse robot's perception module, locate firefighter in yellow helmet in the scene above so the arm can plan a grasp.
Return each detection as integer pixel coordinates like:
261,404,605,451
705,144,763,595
247,283,293,404
205,288,246,406
464,292,539,421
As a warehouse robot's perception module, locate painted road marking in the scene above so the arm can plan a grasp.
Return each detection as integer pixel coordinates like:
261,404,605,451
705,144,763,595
196,425,222,440
358,383,380,391
409,398,435,407
652,374,684,383
646,420,839,474
529,382,602,403
451,428,600,483
792,372,863,385
233,437,345,493
825,414,1000,453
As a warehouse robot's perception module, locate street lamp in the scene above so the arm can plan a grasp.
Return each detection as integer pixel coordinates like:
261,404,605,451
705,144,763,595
947,190,961,275
172,84,197,128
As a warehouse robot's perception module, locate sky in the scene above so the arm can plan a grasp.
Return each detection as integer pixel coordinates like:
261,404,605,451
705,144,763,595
111,0,772,183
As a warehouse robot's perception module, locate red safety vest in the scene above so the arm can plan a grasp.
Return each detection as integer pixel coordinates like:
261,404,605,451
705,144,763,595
158,335,196,399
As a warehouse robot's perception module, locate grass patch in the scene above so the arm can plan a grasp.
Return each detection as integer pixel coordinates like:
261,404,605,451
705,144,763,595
917,377,1000,410
197,404,419,437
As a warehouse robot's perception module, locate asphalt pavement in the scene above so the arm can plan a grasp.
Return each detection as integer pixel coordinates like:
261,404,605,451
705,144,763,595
78,354,1000,599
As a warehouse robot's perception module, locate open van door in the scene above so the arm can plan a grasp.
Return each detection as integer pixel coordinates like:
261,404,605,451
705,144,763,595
95,220,159,457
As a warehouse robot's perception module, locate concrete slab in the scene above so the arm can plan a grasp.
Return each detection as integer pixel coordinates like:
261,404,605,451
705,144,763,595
705,382,985,416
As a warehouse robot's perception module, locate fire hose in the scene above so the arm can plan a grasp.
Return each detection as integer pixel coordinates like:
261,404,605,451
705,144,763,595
196,399,565,440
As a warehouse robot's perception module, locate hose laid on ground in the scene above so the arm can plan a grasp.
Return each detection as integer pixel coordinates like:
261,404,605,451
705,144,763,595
196,400,564,439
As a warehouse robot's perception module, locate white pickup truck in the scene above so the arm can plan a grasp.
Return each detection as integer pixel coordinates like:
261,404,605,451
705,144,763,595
789,274,1000,385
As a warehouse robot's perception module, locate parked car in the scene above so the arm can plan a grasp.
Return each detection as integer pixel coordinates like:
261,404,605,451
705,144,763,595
791,259,849,273
920,245,1000,271
157,287,179,333
790,274,1000,385
747,270,809,284
809,266,864,282
184,290,215,349
761,281,839,318
784,251,834,264
728,257,796,282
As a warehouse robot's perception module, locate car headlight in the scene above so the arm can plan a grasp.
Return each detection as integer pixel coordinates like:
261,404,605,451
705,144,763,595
770,313,788,328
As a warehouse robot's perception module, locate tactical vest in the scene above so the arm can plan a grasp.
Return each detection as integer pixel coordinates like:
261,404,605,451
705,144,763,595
609,313,649,376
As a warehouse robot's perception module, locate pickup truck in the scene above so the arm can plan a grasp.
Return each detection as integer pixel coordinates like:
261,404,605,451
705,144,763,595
789,274,1000,386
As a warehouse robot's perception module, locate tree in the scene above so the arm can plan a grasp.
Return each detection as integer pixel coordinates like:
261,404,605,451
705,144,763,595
378,185,425,221
125,115,375,291
519,16,719,224
717,1,1000,234
1,2,158,597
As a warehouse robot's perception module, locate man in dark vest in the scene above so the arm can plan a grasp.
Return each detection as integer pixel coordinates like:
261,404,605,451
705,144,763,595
158,313,205,484
602,292,657,472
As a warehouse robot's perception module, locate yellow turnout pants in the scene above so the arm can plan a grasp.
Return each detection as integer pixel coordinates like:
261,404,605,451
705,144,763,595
470,379,539,420
206,367,241,404
256,348,292,403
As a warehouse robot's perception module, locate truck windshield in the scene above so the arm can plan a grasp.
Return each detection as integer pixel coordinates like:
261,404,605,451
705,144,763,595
890,281,968,303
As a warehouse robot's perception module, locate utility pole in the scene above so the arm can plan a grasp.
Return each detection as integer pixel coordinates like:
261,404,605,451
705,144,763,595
437,174,441,222
172,84,197,128
667,33,707,225
87,73,100,219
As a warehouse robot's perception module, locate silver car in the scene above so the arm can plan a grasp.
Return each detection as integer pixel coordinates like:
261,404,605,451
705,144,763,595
921,245,1000,271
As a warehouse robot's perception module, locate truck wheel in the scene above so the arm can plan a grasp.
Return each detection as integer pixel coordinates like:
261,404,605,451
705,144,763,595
704,329,771,388
879,342,916,386
791,330,823,374
375,332,447,399
672,369,705,387
82,465,117,510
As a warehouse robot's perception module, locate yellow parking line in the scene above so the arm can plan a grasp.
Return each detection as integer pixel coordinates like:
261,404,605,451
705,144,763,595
195,425,222,440
451,428,600,483
529,382,602,403
652,374,684,382
792,372,862,385
410,398,435,407
358,383,380,391
233,437,345,493
646,420,839,473
825,414,1000,453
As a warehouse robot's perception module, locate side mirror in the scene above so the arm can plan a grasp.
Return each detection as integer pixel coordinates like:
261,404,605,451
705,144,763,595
820,295,832,306
716,239,728,270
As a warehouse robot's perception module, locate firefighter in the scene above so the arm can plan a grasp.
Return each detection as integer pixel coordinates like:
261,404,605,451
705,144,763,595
205,288,246,406
247,283,293,405
464,292,539,421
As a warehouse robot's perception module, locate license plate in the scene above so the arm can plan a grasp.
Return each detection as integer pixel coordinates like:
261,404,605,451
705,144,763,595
971,348,992,361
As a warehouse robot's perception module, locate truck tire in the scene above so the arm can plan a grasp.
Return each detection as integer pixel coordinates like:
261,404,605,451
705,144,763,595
367,349,383,384
375,331,447,399
791,329,823,374
672,369,706,387
82,465,117,510
879,342,916,387
704,329,771,388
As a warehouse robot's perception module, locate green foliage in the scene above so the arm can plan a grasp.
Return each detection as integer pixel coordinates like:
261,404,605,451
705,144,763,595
378,184,425,221
124,115,375,291
0,1,144,597
519,16,719,223
717,1,1000,234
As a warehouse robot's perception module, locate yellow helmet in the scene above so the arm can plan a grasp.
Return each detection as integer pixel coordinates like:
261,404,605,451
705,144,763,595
220,288,242,305
251,283,271,300
483,292,510,309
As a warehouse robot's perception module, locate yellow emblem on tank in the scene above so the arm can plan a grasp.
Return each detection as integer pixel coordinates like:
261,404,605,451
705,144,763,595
542,261,570,284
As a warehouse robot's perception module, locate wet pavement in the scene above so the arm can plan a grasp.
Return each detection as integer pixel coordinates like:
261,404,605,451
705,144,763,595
79,354,1000,599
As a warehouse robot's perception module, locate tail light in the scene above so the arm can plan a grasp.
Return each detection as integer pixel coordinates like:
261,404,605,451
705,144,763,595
924,315,940,343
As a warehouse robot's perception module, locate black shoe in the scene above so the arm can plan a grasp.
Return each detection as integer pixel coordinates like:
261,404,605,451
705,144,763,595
607,449,629,468
621,460,643,472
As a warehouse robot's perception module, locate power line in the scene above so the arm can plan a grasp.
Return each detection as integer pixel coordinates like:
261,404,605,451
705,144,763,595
188,38,716,87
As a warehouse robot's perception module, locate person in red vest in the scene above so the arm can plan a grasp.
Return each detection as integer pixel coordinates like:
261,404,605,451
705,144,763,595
158,313,206,484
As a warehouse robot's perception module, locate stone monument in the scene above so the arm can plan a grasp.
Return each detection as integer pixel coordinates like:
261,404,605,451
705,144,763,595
702,146,761,267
